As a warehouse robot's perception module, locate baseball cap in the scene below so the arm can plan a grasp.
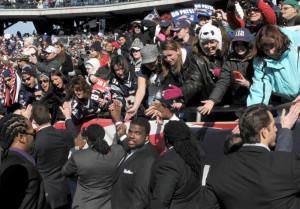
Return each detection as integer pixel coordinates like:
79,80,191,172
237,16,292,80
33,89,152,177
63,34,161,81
44,46,57,54
171,19,191,31
283,0,300,9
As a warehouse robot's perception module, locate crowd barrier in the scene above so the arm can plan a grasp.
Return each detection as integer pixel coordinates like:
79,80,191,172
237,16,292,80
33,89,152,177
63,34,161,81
54,113,300,165
0,0,143,9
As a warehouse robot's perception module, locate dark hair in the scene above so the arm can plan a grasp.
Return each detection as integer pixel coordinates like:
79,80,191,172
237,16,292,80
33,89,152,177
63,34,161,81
164,120,203,177
31,102,51,125
224,133,243,154
110,55,130,76
82,124,110,154
230,41,257,61
130,117,151,135
50,69,68,90
0,114,29,160
256,24,291,60
239,104,272,144
66,75,91,100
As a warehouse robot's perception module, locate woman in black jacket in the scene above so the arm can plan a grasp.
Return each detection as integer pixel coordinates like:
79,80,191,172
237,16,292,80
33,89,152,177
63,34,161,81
198,27,256,115
67,76,106,125
161,40,215,110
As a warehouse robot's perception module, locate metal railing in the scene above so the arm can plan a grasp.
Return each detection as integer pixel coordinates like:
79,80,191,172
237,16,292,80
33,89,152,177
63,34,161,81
0,0,146,9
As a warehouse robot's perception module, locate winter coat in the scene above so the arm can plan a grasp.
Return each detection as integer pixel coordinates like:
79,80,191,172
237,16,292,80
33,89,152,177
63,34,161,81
161,49,215,107
209,57,254,106
227,0,277,34
247,28,300,105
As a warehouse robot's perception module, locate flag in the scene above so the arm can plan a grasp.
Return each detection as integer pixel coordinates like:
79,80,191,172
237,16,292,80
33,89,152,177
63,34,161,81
144,8,160,21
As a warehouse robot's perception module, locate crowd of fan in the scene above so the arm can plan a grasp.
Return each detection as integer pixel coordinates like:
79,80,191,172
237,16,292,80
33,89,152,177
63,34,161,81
1,0,137,8
1,0,300,123
0,0,300,209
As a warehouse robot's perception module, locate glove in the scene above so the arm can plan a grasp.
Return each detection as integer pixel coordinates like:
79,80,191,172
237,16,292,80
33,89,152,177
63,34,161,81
212,67,221,78
163,85,183,100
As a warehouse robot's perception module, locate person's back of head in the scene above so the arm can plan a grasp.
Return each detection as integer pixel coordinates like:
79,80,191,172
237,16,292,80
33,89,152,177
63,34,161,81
82,124,110,155
31,102,51,126
164,120,203,177
239,104,272,144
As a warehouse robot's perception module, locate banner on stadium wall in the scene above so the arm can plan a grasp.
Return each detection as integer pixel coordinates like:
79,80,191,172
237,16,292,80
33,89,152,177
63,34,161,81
170,8,197,23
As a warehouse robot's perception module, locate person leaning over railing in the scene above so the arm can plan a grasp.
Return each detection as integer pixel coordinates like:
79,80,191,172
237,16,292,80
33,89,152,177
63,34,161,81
247,24,300,106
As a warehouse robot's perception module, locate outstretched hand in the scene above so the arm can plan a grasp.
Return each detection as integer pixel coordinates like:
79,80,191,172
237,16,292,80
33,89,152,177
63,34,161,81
198,100,215,115
280,102,300,129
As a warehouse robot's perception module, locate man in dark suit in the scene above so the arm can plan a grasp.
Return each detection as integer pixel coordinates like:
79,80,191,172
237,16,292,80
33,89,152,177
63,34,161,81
149,120,204,209
202,104,300,209
31,102,77,209
111,117,159,209
0,114,47,209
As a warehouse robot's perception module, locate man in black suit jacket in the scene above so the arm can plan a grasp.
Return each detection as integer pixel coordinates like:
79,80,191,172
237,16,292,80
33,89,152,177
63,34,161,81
149,120,204,209
31,102,77,209
0,114,47,209
111,117,159,209
202,104,300,209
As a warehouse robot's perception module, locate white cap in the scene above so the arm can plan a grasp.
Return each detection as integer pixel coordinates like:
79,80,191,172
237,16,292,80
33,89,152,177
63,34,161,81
44,46,58,54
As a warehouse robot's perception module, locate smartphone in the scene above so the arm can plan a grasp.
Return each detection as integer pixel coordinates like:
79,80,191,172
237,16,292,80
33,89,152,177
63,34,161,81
232,70,243,80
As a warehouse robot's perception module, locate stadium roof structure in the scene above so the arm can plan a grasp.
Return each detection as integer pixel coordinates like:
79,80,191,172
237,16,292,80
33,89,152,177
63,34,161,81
0,0,226,19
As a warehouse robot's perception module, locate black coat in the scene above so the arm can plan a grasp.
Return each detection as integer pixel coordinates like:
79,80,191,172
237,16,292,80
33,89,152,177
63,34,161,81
149,148,202,209
162,51,215,107
0,150,47,209
33,120,76,209
209,57,254,106
202,146,300,209
111,142,159,209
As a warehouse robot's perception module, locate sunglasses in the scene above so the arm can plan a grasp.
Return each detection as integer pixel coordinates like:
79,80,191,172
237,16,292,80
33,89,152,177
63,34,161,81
131,49,141,53
39,79,49,84
247,8,260,14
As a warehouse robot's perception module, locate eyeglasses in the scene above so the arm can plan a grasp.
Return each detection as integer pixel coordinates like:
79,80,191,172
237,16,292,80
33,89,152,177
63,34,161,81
39,79,49,84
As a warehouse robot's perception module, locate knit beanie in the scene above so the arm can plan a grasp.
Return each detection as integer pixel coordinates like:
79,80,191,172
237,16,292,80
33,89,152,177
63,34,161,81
198,23,222,51
85,58,100,75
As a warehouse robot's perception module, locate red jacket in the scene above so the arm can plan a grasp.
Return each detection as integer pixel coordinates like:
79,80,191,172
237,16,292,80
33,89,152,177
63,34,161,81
227,0,276,31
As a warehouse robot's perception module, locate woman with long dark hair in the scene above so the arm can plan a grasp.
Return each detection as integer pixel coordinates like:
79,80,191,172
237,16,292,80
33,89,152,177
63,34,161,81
62,124,124,209
67,76,107,125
